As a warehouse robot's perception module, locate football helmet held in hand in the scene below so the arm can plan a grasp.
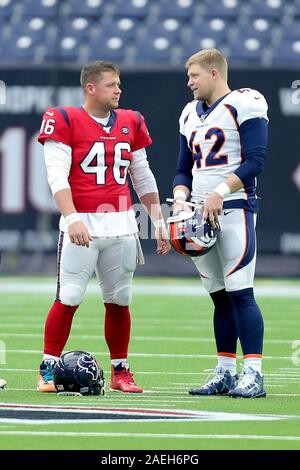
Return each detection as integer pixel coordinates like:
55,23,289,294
53,350,105,396
167,206,220,257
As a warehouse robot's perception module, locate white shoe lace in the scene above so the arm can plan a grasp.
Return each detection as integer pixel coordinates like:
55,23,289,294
203,367,226,387
237,365,257,389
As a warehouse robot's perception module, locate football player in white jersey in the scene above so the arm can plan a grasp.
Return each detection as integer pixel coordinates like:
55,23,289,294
172,49,268,398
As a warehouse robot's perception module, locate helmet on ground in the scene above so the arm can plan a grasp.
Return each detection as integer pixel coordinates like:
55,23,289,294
167,207,220,257
53,350,105,395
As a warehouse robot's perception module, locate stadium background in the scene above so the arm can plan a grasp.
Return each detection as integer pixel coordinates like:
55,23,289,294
0,0,300,277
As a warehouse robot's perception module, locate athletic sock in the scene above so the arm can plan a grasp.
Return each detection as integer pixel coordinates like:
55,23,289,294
210,289,238,355
43,354,60,362
244,356,262,373
44,300,78,357
111,359,128,368
228,288,264,356
104,303,131,360
217,355,237,375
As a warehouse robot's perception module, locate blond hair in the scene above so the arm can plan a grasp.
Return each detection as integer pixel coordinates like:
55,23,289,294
80,61,120,88
186,48,228,81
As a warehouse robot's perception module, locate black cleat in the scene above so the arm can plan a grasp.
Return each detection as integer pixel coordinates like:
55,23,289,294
228,366,266,398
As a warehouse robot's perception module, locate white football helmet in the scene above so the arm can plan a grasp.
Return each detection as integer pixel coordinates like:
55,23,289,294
167,206,220,257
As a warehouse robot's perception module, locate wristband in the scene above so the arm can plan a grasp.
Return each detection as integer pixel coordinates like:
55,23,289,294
65,213,80,225
214,182,230,198
154,219,166,229
174,189,187,202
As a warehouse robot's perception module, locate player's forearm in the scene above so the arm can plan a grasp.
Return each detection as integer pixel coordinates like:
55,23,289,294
139,192,165,225
171,185,191,215
130,148,158,198
214,173,244,198
173,185,190,201
226,173,244,192
54,188,77,217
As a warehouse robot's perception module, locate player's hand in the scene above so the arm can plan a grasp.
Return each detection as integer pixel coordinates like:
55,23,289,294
172,201,192,217
155,225,171,256
203,192,223,228
68,221,93,248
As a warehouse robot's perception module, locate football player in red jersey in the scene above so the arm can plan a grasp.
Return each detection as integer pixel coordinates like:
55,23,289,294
37,61,170,394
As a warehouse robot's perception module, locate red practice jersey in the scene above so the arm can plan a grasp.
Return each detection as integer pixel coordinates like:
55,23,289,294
38,106,152,212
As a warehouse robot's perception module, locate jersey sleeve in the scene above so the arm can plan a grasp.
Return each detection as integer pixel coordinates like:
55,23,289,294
131,111,152,152
38,107,72,146
236,89,268,126
179,102,193,136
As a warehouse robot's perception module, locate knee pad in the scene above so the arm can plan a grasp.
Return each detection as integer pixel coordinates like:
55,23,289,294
115,287,132,306
103,286,132,307
60,286,84,306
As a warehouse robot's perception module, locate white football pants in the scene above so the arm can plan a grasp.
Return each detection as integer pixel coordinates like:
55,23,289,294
192,209,257,293
55,233,137,306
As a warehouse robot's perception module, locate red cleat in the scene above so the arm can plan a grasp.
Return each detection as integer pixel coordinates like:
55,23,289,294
110,363,143,393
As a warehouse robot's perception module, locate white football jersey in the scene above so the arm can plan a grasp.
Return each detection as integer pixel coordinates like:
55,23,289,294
179,88,268,205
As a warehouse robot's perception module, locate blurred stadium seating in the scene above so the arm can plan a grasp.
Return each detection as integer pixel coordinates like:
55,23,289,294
0,0,300,277
0,0,299,67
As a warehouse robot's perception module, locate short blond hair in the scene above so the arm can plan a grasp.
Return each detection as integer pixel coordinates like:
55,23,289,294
186,48,228,81
80,61,120,88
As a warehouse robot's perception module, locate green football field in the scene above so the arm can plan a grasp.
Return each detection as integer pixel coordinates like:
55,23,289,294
0,276,300,450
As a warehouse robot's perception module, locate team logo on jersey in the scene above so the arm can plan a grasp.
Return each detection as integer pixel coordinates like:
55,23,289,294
121,127,129,134
200,113,208,122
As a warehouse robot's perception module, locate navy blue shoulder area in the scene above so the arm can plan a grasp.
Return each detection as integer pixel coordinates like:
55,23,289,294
196,100,205,116
57,107,70,127
134,110,142,130
224,103,238,124
183,112,190,124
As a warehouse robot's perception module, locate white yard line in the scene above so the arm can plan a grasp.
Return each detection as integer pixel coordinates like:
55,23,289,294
0,368,205,375
1,349,297,361
3,387,300,396
268,394,300,397
0,332,298,346
0,431,300,441
1,282,300,297
3,368,299,378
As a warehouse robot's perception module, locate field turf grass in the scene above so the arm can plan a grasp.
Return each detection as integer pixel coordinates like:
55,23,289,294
0,277,300,450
